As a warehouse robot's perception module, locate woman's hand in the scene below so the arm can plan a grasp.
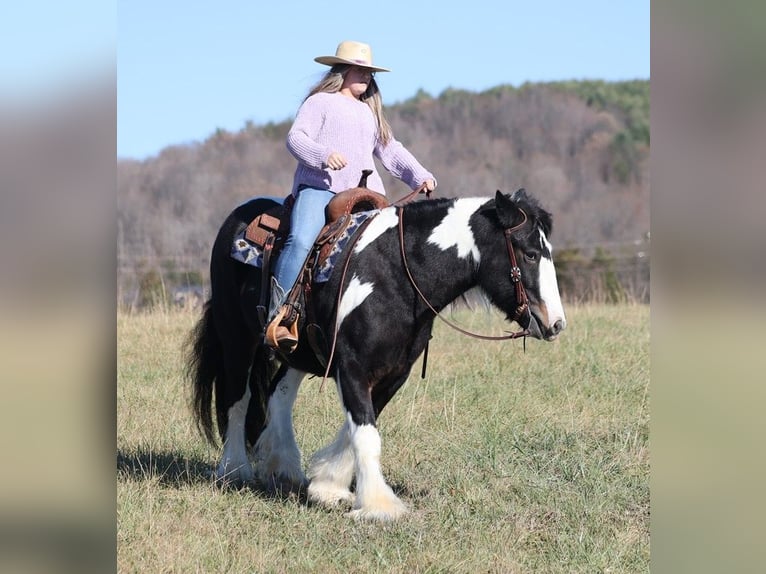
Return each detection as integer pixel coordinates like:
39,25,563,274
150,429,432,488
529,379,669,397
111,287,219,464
326,152,347,170
423,179,437,192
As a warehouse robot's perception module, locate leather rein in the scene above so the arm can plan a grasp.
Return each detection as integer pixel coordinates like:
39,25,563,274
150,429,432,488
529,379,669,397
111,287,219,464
320,185,529,387
397,203,531,342
320,184,434,387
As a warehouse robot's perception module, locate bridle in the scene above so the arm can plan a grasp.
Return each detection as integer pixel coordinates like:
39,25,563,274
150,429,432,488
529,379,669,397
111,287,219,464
503,211,531,328
397,203,531,342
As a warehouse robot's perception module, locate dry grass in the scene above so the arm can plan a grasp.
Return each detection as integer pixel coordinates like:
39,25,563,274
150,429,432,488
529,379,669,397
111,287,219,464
117,303,649,573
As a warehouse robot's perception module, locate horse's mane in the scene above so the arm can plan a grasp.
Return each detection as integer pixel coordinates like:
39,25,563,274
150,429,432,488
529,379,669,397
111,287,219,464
400,189,553,238
510,188,553,238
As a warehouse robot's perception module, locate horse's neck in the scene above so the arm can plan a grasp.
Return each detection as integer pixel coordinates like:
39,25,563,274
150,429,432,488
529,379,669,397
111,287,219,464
406,246,477,313
399,202,481,311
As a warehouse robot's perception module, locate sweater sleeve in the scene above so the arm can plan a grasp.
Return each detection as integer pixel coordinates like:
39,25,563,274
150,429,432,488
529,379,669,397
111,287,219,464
374,136,435,190
285,96,333,170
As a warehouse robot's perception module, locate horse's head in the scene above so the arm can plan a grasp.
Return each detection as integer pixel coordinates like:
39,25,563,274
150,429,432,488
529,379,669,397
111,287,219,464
478,189,567,341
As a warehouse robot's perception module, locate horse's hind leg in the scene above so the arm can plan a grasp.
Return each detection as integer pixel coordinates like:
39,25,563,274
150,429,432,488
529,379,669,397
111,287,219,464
252,367,308,493
215,340,256,485
213,263,268,485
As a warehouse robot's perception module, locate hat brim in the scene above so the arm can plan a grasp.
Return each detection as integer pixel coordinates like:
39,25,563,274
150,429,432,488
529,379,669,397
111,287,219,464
314,56,390,72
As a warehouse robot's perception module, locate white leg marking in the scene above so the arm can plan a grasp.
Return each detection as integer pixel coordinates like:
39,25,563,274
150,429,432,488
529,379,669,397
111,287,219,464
217,384,254,483
427,197,487,262
307,418,356,507
538,230,567,329
253,368,307,490
336,274,374,328
353,207,399,253
347,415,407,521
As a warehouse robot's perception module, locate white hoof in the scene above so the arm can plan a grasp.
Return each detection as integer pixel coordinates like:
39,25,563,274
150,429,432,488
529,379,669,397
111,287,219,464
254,454,307,494
346,496,408,522
258,470,309,495
308,481,355,507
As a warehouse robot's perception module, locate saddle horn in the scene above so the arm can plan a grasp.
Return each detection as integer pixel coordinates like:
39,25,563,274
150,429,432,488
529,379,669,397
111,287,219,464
357,169,373,188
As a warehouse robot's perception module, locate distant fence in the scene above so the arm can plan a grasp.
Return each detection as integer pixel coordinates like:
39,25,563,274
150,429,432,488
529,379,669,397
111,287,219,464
117,239,649,311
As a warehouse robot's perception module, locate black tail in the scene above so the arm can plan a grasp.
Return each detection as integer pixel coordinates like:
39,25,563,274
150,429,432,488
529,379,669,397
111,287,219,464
187,196,289,449
186,301,222,445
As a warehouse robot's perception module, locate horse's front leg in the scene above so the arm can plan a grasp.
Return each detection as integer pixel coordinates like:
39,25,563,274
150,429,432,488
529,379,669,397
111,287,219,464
341,374,407,521
306,414,356,507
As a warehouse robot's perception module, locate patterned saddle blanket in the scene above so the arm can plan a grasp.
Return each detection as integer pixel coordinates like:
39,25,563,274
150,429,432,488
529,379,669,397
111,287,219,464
231,209,379,283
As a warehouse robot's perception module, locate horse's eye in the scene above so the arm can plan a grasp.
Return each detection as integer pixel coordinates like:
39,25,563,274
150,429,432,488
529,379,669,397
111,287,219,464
524,252,539,263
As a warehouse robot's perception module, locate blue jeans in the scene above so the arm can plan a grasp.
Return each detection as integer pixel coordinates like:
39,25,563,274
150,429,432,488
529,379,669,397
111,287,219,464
273,187,335,292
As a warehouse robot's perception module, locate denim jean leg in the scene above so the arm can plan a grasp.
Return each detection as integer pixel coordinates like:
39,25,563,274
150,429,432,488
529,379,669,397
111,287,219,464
273,187,335,291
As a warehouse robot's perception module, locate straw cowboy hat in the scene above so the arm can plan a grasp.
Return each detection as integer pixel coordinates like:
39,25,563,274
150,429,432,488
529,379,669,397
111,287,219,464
314,40,391,72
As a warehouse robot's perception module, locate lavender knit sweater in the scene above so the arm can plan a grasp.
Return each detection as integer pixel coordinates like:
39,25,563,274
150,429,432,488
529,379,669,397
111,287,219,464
286,92,434,196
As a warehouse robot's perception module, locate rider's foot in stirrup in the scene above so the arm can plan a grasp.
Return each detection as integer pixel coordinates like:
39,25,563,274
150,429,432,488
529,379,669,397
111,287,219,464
271,325,298,353
265,305,299,354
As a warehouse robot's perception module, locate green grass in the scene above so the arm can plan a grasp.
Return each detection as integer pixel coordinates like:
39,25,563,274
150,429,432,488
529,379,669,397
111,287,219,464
117,304,649,573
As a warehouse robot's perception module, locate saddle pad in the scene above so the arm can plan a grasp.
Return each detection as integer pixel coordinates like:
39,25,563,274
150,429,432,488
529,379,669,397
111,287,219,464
231,233,266,267
230,210,378,283
314,210,378,283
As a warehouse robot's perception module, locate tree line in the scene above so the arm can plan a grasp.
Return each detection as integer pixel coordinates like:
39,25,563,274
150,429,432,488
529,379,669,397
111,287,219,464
117,80,649,307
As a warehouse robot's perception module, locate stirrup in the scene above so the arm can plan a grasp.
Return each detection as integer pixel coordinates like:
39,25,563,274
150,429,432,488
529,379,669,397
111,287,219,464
265,305,299,354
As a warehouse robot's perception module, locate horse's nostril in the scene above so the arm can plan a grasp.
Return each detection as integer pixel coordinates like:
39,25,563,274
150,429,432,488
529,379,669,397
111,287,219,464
552,319,564,334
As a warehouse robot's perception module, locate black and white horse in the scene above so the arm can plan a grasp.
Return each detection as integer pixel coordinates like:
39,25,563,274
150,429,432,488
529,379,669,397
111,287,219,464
187,188,566,520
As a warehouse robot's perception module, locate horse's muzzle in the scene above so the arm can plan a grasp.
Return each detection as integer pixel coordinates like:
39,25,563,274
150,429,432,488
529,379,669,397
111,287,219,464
526,314,565,341
546,318,566,341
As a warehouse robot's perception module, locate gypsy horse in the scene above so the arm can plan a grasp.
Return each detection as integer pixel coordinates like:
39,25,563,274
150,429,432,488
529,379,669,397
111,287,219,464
187,188,566,521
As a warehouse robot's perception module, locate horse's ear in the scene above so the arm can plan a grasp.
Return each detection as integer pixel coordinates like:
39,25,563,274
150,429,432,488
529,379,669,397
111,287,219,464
493,190,508,212
495,190,525,228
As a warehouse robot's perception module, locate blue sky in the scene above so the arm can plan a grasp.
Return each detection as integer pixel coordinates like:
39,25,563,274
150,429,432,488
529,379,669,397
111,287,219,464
4,1,649,160
0,1,114,101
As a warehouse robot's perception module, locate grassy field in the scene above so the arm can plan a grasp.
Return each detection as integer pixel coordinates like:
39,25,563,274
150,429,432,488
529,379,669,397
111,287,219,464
117,304,649,573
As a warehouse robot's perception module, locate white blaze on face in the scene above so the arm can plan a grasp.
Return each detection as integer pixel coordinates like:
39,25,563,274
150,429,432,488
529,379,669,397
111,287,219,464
427,198,486,262
538,228,567,329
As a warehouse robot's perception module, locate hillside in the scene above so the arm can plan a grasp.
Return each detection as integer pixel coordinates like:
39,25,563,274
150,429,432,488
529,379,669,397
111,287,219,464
117,80,649,302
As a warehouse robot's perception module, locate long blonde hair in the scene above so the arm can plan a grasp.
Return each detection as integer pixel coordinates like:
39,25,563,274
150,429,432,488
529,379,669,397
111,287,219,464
304,65,393,146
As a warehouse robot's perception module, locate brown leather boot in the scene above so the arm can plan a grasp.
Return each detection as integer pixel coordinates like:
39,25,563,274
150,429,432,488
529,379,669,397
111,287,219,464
265,305,299,354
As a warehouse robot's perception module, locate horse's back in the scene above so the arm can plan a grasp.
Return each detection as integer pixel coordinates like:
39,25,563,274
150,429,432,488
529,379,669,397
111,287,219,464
214,197,284,252
208,197,284,328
